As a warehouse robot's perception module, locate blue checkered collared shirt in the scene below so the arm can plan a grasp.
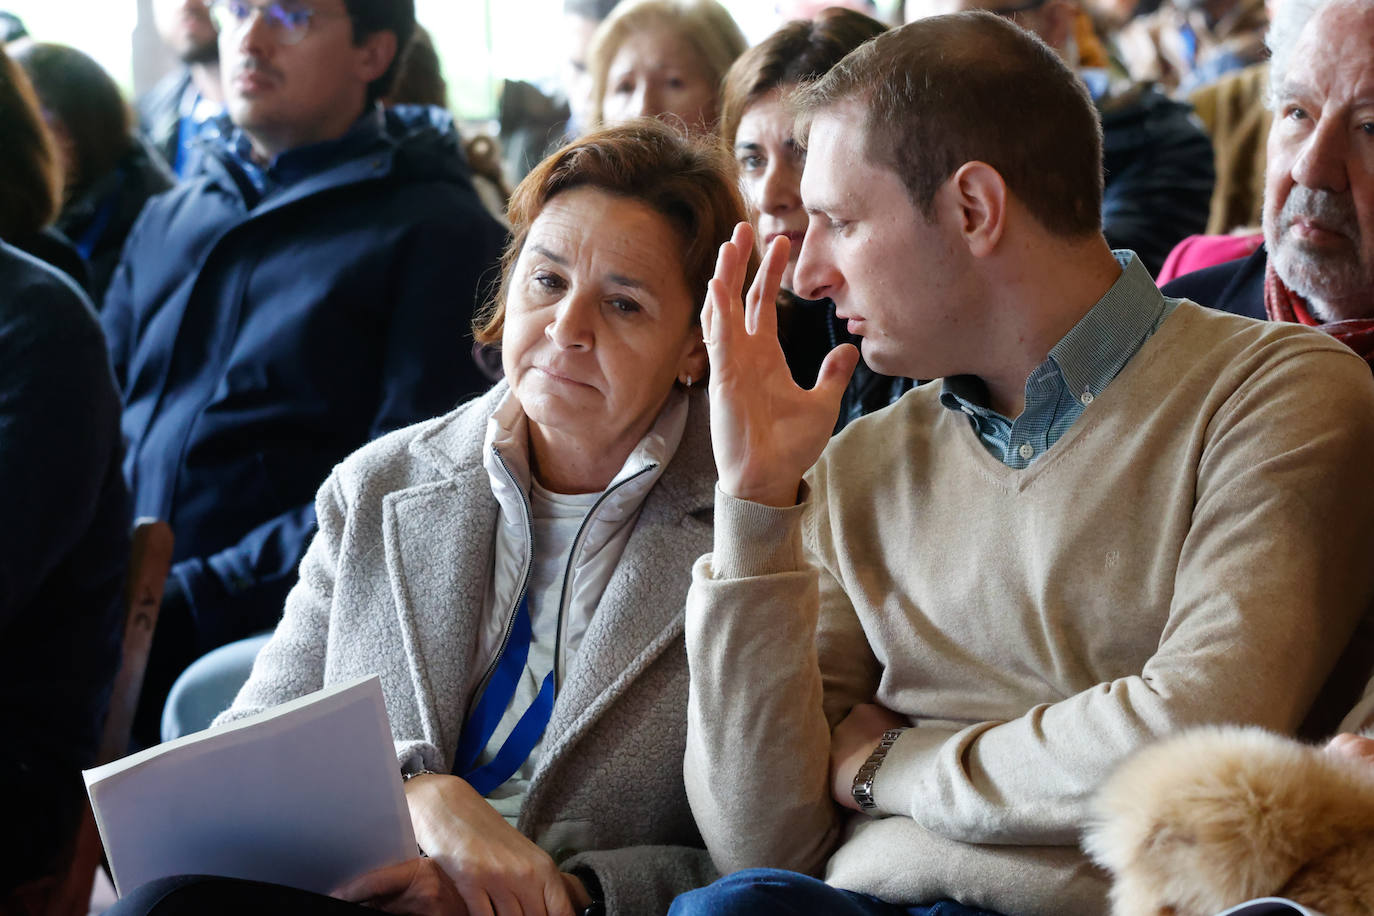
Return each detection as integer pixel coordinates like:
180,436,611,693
939,251,1179,469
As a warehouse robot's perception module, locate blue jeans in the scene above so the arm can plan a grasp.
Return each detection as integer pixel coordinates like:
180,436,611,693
670,868,1008,916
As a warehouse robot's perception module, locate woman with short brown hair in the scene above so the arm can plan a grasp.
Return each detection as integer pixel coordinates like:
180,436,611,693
108,118,748,916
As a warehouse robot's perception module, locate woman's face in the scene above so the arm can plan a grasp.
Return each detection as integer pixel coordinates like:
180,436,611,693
735,89,807,292
601,26,717,132
502,186,706,462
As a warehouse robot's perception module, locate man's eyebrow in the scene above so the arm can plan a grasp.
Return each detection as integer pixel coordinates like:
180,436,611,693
1275,79,1317,102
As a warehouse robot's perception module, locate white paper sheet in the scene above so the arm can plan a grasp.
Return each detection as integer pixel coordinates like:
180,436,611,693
85,674,417,897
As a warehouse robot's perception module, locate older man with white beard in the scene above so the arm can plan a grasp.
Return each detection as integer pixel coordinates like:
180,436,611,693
1164,0,1374,368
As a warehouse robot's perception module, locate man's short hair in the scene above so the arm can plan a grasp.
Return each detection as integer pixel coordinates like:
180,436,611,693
794,11,1103,238
342,0,416,105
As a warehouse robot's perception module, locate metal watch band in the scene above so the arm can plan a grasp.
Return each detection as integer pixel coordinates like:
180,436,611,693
851,727,908,814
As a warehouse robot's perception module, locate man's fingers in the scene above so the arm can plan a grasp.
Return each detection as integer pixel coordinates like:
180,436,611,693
706,278,735,353
747,235,789,337
815,343,861,401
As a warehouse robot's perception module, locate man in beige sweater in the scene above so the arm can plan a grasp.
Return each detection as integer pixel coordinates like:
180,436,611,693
671,12,1374,916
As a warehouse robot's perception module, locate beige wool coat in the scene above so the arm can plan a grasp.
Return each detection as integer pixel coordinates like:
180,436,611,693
221,382,719,915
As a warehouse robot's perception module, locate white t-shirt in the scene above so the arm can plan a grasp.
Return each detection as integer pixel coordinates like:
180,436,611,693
480,481,601,822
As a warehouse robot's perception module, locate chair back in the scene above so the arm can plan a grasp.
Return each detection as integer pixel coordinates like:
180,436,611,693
7,519,175,916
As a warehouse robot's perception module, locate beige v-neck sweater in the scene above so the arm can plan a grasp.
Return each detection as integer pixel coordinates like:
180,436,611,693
684,303,1374,915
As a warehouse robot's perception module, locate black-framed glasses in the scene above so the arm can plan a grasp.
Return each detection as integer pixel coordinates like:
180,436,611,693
207,0,346,46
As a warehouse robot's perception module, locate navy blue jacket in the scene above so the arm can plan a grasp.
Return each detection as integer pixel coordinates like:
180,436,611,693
1161,244,1267,319
0,241,129,883
1101,86,1215,276
102,107,507,688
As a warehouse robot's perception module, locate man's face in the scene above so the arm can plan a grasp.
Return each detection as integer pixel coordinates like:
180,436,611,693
218,0,394,158
1263,0,1374,320
792,104,973,379
154,0,219,65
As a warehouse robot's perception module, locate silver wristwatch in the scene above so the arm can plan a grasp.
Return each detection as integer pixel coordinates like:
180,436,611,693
851,727,908,814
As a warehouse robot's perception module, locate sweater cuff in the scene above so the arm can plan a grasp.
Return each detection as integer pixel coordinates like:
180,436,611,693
707,484,809,580
871,725,957,819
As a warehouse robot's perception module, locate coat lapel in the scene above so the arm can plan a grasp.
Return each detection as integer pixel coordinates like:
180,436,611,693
382,386,505,772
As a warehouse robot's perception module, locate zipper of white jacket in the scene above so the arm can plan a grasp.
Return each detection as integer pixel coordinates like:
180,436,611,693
470,445,537,703
551,462,659,692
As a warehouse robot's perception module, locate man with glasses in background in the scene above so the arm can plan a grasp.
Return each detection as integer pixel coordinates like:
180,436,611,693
907,0,1217,275
138,0,225,177
103,0,506,747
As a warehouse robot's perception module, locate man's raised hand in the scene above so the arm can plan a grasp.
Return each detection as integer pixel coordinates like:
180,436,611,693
702,222,859,508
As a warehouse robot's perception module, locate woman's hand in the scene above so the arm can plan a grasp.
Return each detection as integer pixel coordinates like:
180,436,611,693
403,773,577,916
829,702,908,811
703,222,859,508
334,857,468,916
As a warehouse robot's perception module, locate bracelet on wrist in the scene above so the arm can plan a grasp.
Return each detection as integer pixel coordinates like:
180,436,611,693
851,727,908,815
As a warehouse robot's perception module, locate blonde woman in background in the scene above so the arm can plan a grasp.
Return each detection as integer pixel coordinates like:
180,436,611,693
586,0,747,133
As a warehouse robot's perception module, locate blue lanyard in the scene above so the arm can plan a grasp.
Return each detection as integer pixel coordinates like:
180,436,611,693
452,593,557,796
74,190,120,262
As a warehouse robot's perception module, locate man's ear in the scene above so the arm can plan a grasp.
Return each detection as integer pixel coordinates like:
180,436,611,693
355,29,398,87
950,161,1007,258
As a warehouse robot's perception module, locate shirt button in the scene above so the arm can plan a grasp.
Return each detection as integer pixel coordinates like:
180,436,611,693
1079,391,1095,406
1018,443,1034,460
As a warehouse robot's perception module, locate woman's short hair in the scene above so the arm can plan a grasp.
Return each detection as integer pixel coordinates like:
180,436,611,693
12,42,132,201
474,118,752,345
0,42,61,240
586,0,747,130
795,12,1103,239
720,8,887,147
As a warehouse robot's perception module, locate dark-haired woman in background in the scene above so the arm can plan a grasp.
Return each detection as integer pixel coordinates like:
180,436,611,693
0,43,89,291
14,42,173,304
720,9,916,430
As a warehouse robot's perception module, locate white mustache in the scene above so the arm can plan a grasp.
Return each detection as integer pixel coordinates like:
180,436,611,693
1281,186,1360,241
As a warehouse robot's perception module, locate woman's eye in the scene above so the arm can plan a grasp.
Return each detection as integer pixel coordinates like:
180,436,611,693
738,154,765,172
533,272,564,291
609,297,642,314
613,81,634,96
667,77,686,90
1286,105,1310,122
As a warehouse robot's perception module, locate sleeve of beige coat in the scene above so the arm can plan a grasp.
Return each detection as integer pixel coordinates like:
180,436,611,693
870,344,1374,845
683,485,881,877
